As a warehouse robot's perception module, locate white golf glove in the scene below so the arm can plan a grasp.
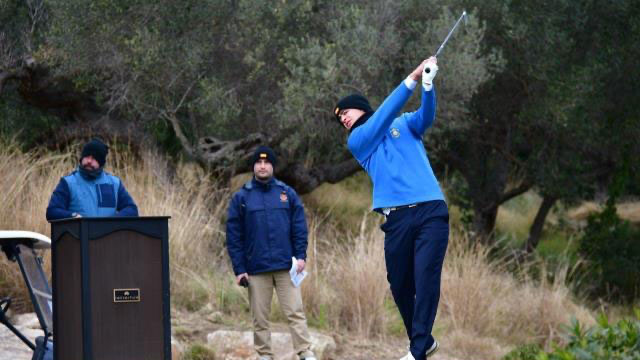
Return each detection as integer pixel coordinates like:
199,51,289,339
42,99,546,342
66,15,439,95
422,61,438,91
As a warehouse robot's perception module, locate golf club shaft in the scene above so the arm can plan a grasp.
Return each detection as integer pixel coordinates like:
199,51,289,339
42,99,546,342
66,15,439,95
425,10,467,74
435,10,467,57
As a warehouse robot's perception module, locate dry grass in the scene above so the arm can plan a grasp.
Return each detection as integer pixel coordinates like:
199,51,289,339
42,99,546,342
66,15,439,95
439,230,594,359
325,214,388,337
0,140,235,313
568,201,640,223
303,172,373,233
495,191,543,241
0,141,599,359
0,142,70,311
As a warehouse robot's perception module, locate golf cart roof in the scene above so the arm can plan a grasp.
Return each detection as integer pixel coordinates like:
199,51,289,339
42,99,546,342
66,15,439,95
0,231,51,249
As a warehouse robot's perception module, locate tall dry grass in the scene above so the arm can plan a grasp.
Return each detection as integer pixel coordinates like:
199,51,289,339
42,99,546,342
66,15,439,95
439,230,594,359
0,141,597,359
0,140,237,313
0,142,72,311
302,212,389,338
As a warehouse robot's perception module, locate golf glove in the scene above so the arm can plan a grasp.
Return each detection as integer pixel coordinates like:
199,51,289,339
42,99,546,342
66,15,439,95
422,61,438,91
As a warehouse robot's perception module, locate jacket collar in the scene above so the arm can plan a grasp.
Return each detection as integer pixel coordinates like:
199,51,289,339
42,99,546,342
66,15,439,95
349,111,374,133
252,176,276,190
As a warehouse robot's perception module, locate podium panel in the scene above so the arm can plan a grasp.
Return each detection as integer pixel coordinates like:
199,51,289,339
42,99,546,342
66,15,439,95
51,217,171,360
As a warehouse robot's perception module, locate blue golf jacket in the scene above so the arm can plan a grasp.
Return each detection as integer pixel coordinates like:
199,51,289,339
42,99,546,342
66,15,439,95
348,83,445,210
226,177,308,275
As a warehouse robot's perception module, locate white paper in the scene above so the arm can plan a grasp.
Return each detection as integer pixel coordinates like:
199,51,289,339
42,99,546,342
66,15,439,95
290,257,308,287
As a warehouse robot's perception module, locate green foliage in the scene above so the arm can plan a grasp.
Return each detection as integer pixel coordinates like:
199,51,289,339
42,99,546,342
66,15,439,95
505,314,640,360
579,199,640,303
34,0,498,167
183,343,216,360
503,344,543,360
543,315,640,360
0,92,62,147
2,0,639,244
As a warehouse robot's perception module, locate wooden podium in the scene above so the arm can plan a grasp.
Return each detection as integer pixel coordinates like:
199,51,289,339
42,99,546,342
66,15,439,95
50,217,171,360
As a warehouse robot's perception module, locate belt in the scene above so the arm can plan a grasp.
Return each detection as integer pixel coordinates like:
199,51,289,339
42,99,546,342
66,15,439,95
382,201,428,215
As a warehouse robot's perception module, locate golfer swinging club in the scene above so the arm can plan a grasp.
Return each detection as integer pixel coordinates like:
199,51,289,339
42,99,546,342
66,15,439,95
333,56,448,360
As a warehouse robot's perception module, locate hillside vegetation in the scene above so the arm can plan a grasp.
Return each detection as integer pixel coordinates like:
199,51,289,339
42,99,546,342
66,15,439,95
0,142,599,359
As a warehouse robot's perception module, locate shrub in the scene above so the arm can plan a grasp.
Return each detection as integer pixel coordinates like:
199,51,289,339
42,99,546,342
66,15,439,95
579,199,640,302
503,344,542,360
541,313,640,360
183,343,216,360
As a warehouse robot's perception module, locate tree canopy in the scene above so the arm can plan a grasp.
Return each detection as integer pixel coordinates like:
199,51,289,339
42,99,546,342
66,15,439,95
1,0,638,244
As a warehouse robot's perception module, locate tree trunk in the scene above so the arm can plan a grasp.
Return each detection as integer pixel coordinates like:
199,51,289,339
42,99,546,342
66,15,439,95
472,204,499,244
468,182,532,245
523,195,558,254
277,158,361,195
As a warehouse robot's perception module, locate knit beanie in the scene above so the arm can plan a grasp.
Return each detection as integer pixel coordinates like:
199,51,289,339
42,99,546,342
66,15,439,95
252,146,277,167
333,94,374,122
80,138,109,167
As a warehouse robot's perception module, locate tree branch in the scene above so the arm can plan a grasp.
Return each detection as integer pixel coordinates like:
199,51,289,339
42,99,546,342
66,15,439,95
497,181,532,206
164,112,197,158
277,156,361,195
0,68,27,94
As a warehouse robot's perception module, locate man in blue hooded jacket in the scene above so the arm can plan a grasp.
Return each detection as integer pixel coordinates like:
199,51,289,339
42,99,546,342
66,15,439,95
333,57,448,360
46,138,138,220
226,146,315,360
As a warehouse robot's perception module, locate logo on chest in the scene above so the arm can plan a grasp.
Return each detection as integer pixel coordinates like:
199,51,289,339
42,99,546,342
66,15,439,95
390,128,401,138
280,192,288,202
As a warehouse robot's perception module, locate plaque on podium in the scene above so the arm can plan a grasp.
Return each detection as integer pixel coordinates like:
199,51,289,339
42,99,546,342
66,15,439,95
50,217,171,360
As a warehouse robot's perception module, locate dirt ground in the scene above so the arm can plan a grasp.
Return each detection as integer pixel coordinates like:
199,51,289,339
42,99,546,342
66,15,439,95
172,309,460,360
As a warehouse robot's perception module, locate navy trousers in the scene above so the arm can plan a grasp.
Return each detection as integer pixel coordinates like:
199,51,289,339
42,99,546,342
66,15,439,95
380,200,449,360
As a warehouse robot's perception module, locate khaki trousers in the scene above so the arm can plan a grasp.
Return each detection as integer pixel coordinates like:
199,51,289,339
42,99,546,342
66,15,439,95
249,270,313,358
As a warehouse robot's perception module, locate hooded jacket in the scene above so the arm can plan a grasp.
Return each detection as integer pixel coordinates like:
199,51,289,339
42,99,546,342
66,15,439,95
226,177,308,275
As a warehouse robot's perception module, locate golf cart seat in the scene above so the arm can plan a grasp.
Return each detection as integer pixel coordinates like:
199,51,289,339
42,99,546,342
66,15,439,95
0,231,53,360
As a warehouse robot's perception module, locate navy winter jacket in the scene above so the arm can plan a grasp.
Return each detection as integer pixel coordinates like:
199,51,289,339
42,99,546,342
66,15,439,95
46,168,138,221
226,177,308,275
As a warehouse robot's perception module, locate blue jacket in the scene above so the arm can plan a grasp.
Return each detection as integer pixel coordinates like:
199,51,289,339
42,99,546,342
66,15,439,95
46,168,138,220
348,83,445,210
226,177,308,275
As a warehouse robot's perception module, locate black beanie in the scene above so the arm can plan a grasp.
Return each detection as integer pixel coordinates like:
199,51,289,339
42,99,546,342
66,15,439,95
334,94,374,122
80,138,109,167
252,146,277,167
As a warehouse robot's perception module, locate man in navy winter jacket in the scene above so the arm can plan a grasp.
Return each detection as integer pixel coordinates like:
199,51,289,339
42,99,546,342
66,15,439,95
334,57,448,360
46,138,138,220
226,146,316,360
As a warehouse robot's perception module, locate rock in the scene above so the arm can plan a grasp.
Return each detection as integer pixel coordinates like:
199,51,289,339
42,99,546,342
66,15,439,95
172,336,185,360
13,313,40,329
207,330,336,360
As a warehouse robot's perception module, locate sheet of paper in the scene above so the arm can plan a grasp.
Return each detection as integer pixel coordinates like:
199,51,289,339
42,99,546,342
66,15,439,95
290,257,308,287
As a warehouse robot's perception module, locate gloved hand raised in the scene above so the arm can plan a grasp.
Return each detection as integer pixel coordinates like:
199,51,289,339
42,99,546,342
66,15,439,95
422,57,438,91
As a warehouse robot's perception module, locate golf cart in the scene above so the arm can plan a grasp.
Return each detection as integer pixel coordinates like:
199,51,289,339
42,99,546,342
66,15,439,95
0,231,54,360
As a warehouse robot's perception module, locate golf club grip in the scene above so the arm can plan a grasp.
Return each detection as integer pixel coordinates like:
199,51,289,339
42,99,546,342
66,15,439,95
425,56,436,73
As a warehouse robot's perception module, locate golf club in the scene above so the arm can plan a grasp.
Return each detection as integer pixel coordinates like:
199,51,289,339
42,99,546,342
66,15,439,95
425,10,468,74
